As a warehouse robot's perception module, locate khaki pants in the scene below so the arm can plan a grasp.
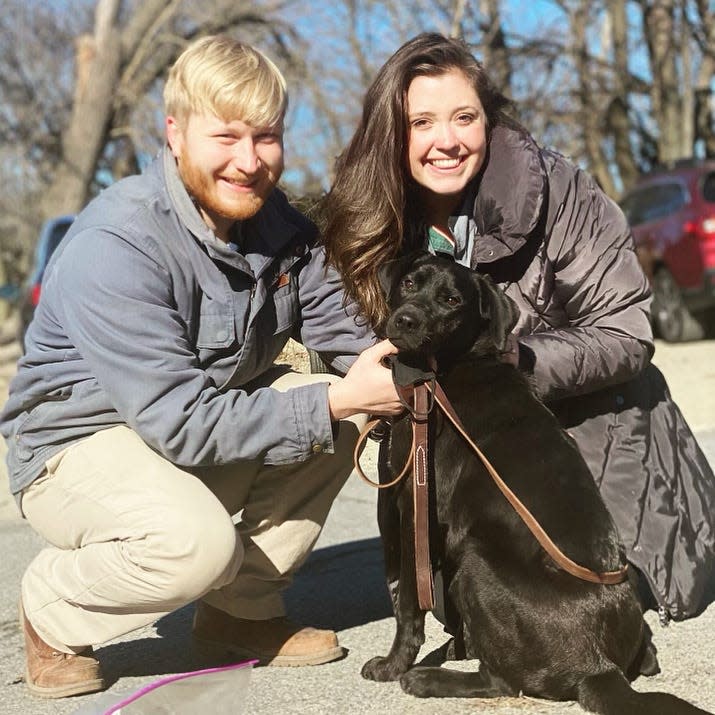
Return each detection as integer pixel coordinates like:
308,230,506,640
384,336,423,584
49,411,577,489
20,370,365,653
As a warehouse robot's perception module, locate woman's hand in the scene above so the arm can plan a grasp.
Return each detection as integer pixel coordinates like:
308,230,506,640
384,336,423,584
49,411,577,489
501,333,520,367
328,340,404,420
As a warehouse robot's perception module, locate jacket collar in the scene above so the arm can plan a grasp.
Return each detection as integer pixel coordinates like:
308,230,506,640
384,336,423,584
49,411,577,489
468,125,547,266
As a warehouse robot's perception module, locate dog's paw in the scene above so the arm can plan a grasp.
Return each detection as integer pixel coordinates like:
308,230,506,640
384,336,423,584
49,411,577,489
400,667,436,697
361,655,407,682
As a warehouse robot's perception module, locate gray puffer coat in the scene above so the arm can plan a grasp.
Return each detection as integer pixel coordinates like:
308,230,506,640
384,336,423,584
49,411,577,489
451,125,715,621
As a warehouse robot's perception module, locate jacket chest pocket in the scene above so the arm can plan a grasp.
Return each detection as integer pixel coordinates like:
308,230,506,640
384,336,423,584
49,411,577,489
267,259,302,334
196,312,237,349
194,288,242,351
272,282,298,333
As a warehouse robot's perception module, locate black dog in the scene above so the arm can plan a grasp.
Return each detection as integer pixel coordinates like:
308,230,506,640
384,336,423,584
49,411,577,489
363,253,711,715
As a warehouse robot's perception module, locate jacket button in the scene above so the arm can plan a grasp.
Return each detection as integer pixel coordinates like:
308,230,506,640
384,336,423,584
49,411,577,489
311,444,323,454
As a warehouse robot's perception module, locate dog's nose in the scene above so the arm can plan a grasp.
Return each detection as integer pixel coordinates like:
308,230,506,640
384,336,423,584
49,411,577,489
395,313,418,331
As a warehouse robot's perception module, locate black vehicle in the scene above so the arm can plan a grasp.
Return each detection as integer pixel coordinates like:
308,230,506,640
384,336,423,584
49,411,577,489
18,215,75,350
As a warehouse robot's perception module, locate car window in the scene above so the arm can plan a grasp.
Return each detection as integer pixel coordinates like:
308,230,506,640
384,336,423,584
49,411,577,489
620,187,656,225
620,182,687,226
46,220,73,258
702,172,715,203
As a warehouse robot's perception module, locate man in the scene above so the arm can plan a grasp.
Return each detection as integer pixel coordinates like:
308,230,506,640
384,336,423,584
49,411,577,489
0,35,402,699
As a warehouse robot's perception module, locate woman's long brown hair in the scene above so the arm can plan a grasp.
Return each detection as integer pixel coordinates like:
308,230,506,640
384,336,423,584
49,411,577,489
320,32,515,329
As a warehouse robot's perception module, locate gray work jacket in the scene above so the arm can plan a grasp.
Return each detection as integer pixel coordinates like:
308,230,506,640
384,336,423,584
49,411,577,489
0,148,372,499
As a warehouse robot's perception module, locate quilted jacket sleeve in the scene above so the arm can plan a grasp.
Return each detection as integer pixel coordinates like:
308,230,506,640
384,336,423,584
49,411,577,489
517,159,654,403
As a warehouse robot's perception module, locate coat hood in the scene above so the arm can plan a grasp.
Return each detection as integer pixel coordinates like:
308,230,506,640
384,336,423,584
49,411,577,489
470,125,548,267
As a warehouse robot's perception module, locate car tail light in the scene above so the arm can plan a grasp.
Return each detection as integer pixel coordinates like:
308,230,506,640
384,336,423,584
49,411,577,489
684,217,715,235
684,216,715,269
30,283,41,306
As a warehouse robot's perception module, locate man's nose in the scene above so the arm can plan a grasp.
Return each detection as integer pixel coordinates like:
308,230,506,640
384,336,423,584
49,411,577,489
231,138,260,173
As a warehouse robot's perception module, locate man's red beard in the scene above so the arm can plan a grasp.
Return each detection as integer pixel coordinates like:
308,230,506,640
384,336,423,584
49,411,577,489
177,154,276,222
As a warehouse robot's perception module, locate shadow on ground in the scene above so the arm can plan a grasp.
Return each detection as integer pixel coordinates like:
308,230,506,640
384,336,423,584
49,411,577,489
91,537,392,685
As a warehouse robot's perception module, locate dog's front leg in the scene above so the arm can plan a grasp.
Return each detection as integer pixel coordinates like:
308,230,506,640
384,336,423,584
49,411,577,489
362,485,426,682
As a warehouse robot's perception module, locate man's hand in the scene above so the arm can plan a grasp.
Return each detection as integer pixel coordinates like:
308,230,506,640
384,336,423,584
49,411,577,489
328,340,404,421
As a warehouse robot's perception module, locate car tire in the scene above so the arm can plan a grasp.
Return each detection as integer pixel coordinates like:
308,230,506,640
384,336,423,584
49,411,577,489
651,268,705,342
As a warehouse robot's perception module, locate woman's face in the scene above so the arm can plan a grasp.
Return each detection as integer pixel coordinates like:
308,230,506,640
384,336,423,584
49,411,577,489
406,69,487,220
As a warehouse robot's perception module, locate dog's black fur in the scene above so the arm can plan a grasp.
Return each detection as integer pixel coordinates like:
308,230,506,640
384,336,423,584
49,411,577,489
364,253,711,715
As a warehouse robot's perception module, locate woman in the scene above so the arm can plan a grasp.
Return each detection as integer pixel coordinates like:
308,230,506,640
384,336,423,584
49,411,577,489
321,32,715,621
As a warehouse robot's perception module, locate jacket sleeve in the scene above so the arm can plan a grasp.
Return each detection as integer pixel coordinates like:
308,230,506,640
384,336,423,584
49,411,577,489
54,229,336,467
517,163,654,403
296,244,376,374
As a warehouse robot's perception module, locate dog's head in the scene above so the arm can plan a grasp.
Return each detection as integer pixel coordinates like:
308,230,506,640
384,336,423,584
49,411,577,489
378,252,519,369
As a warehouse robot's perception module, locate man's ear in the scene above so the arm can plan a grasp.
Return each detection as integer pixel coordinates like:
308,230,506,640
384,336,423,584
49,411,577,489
475,274,519,351
166,116,184,158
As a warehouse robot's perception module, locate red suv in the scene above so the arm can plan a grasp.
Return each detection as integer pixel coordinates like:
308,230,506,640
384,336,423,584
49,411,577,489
619,160,715,342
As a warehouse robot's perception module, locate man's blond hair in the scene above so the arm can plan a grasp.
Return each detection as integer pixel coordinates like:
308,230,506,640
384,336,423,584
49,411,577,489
164,35,287,128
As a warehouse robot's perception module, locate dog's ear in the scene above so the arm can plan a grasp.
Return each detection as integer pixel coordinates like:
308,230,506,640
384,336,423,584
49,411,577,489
475,274,519,351
377,250,429,297
377,258,405,298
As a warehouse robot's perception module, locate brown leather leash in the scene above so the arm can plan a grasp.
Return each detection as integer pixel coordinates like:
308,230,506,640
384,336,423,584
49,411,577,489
353,382,435,609
427,381,628,586
353,379,628,610
410,384,434,610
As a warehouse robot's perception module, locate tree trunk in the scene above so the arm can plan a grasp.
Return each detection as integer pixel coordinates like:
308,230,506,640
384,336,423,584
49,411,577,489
605,0,640,193
572,0,616,196
642,0,683,163
478,0,511,93
40,0,122,218
694,0,715,156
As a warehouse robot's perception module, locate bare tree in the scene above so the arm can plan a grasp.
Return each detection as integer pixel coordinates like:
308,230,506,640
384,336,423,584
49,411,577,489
605,0,642,193
2,0,714,298
642,0,688,163
478,0,512,92
41,0,300,219
692,0,715,156
562,0,617,194
41,0,123,219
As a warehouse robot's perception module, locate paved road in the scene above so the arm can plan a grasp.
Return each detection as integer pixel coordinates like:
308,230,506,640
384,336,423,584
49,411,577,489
0,339,713,714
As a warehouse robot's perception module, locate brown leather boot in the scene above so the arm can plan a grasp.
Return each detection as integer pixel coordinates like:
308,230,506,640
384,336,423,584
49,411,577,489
21,603,105,698
192,601,344,666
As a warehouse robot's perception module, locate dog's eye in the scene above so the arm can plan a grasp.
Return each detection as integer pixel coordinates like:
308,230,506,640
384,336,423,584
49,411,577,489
445,296,461,306
402,278,414,290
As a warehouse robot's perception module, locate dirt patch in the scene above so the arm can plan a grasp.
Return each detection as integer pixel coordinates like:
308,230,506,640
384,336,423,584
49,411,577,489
276,338,310,373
